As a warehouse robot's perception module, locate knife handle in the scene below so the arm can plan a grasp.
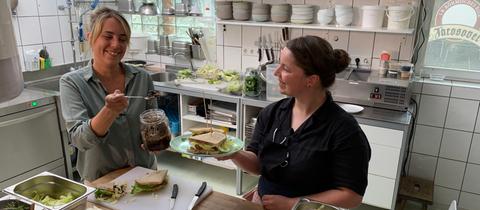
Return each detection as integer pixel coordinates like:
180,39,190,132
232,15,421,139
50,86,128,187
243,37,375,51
171,184,178,198
195,182,207,196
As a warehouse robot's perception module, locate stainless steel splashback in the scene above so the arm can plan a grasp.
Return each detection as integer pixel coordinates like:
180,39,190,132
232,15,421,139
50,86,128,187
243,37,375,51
331,68,412,111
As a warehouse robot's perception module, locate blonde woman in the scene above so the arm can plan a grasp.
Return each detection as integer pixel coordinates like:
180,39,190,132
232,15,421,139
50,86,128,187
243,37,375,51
60,7,158,181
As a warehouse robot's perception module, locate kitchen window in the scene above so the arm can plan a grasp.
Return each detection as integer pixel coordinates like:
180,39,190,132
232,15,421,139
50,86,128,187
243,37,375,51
420,0,480,81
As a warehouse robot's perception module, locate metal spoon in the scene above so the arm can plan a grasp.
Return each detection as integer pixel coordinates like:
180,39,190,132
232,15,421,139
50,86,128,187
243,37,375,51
125,95,149,100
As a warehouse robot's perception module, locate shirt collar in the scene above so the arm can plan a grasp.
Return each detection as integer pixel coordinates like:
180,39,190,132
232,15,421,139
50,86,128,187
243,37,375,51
82,60,139,82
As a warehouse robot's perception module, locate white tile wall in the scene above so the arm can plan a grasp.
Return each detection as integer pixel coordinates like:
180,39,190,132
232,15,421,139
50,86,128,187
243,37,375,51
223,25,241,47
223,47,242,71
326,31,349,50
445,98,479,132
462,163,480,194
412,125,442,156
16,0,39,16
433,186,460,206
468,134,480,164
408,153,437,180
459,192,480,210
417,95,449,127
40,16,61,43
18,17,43,45
451,83,480,100
440,129,472,161
37,0,58,16
435,158,466,190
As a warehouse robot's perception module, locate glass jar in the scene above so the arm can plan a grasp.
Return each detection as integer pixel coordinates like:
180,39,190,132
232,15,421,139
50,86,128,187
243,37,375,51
140,109,171,151
244,67,261,97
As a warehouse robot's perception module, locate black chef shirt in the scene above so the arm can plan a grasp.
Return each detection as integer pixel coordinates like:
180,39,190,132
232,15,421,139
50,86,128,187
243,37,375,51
247,93,371,198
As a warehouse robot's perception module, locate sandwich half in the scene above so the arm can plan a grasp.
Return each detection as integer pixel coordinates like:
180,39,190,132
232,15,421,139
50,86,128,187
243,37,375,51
94,183,127,203
131,170,168,194
188,131,229,154
189,127,226,135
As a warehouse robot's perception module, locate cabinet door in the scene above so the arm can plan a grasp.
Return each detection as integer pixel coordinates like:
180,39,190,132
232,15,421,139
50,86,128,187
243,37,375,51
360,124,403,148
363,174,396,209
369,143,400,178
0,104,63,181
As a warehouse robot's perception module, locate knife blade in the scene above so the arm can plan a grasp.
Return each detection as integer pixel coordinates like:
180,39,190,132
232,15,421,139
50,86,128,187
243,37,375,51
169,184,178,210
187,181,207,210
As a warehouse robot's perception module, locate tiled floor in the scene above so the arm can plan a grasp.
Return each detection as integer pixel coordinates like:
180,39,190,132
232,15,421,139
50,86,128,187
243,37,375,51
156,151,463,210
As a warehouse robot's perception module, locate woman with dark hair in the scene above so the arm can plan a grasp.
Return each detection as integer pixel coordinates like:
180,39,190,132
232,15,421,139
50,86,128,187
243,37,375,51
219,36,371,210
60,7,159,181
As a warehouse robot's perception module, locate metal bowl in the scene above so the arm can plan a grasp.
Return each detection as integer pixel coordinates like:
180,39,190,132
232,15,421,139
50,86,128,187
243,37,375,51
0,198,34,210
3,172,95,210
291,198,343,210
138,2,159,15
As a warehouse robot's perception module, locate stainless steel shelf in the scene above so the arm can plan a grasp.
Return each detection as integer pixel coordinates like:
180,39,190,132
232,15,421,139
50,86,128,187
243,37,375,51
217,19,415,34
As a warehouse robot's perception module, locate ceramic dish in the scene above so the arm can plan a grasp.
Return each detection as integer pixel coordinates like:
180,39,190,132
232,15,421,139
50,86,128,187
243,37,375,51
169,134,244,157
339,104,364,114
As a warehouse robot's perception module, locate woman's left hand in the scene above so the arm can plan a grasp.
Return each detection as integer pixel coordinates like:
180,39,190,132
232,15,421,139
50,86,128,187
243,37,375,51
262,195,299,210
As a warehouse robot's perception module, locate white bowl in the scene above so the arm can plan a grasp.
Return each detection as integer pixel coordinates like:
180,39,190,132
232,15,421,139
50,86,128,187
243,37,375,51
290,19,313,24
317,15,333,25
271,15,289,22
317,8,334,16
291,15,313,20
336,15,353,26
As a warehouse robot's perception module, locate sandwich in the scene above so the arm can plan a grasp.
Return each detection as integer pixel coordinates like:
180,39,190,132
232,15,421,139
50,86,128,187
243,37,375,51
188,129,230,154
94,183,127,203
131,170,168,194
189,127,226,136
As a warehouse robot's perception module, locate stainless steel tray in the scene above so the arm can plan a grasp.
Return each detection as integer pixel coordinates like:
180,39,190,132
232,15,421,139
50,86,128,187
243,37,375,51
2,172,95,210
0,198,34,210
291,198,345,210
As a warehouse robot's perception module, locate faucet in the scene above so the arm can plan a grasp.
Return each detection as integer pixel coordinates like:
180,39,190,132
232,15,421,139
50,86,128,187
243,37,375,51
345,58,361,80
173,52,194,73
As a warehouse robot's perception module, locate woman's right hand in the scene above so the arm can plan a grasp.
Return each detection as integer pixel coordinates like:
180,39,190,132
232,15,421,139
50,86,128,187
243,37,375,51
105,90,128,115
216,151,240,161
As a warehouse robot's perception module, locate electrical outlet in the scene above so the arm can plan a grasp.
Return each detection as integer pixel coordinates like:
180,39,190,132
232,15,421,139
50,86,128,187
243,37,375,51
349,55,371,69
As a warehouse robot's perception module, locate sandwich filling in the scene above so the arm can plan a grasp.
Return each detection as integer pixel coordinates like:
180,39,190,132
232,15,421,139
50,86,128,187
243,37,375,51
188,131,230,154
94,183,127,203
131,170,168,194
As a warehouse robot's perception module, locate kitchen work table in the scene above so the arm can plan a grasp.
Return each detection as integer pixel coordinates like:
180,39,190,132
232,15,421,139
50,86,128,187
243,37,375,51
87,167,263,210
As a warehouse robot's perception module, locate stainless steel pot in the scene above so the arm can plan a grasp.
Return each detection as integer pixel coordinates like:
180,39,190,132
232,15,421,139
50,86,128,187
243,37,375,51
138,2,159,15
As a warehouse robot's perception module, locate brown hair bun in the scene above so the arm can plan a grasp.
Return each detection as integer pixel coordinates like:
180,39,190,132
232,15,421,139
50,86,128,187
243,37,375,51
333,49,351,73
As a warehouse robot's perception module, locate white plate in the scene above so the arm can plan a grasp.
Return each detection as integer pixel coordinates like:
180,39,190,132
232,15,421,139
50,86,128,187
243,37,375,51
339,104,364,114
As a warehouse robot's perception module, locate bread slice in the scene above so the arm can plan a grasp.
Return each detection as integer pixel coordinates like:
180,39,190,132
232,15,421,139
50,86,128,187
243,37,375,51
189,127,226,136
189,132,226,146
135,170,168,185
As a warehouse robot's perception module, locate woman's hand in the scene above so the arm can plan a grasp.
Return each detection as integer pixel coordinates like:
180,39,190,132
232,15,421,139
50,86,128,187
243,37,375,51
105,89,128,115
262,195,299,210
215,151,240,161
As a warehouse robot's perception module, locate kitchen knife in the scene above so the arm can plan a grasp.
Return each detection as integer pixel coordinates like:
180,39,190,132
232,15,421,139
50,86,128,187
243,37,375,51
187,181,207,210
169,184,178,210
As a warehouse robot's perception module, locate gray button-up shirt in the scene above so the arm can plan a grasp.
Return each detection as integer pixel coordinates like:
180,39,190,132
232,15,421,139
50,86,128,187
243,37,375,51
60,62,157,181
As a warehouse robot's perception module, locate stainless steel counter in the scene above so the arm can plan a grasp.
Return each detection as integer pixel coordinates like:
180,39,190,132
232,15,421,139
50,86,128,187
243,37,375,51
0,89,57,117
153,81,413,126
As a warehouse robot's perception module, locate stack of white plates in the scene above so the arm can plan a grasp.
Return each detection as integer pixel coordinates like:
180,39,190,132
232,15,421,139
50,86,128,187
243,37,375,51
335,5,353,26
271,4,290,23
233,1,251,21
216,1,233,20
252,3,270,22
291,4,314,24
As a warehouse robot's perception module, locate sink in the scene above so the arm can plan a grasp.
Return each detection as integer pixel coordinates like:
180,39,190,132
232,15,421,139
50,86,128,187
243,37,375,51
150,72,177,82
336,68,371,82
26,77,60,92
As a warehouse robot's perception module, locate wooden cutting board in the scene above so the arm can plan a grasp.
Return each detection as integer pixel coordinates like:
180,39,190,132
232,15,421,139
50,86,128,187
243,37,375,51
87,166,212,210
